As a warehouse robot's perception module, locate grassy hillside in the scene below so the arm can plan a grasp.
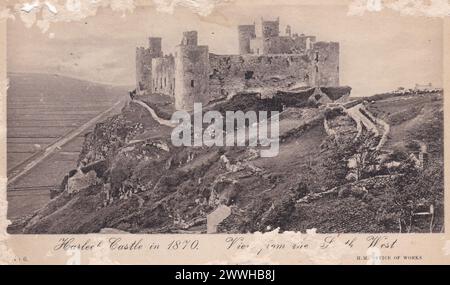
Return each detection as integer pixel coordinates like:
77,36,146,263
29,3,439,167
9,91,444,234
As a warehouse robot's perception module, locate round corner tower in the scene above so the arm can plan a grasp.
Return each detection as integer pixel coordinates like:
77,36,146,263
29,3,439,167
261,17,280,38
148,37,163,58
181,31,198,46
174,31,210,110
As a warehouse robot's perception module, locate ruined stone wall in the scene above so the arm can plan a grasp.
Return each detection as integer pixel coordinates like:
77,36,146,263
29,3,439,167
264,36,307,54
181,31,198,46
136,25,339,108
250,36,292,55
304,36,316,50
250,38,264,55
208,53,313,100
238,25,256,54
291,35,316,51
135,37,164,95
249,35,316,55
309,41,340,87
151,55,175,96
265,36,293,54
174,45,210,110
148,37,163,58
136,47,153,94
262,19,280,38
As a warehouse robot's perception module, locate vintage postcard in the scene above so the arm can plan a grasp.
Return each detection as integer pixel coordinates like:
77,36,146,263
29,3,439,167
0,0,450,265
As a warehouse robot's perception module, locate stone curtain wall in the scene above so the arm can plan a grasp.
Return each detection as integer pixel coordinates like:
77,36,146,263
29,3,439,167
151,56,175,96
143,42,339,108
309,41,340,87
136,19,340,110
135,47,153,93
238,25,256,54
136,37,163,95
264,35,317,54
208,53,313,100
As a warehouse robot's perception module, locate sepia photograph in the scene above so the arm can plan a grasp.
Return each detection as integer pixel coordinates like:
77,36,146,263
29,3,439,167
3,1,445,239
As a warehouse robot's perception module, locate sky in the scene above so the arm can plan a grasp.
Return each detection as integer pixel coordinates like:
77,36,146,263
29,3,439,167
7,2,443,97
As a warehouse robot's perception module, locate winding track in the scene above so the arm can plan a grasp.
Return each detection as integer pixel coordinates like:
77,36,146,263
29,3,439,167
132,99,176,127
346,103,390,150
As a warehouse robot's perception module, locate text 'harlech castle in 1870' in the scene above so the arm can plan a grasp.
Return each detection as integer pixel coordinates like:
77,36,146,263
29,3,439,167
136,17,340,110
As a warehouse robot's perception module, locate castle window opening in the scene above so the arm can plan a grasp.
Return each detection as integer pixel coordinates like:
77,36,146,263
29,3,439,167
191,80,195,88
164,77,167,87
244,70,254,80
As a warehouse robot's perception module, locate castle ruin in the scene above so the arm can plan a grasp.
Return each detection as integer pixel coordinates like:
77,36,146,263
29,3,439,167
136,17,341,110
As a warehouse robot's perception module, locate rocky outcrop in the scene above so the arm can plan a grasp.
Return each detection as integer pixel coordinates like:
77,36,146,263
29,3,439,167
67,169,99,194
207,205,232,233
10,91,443,234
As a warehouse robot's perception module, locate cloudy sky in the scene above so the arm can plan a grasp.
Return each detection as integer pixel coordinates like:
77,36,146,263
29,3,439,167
7,2,443,96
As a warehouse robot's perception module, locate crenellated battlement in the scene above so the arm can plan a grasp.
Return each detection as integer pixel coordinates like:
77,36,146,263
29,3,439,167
135,17,341,110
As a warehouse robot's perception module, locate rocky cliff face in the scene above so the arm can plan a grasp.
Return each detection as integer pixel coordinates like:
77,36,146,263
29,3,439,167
10,92,444,234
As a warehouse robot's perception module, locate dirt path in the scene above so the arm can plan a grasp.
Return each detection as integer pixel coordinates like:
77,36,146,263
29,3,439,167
132,99,175,127
346,103,390,150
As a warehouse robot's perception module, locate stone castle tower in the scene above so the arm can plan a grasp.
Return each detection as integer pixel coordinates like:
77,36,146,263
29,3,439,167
238,24,256,54
136,17,341,111
261,17,280,38
309,41,340,87
236,17,339,86
174,31,210,110
136,37,163,94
